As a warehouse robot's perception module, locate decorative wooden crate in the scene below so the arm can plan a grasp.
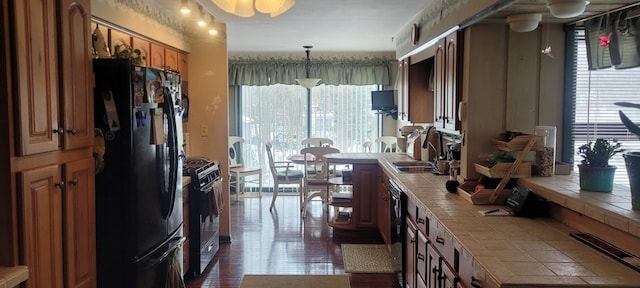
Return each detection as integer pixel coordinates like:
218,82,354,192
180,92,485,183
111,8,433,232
457,181,510,205
474,161,532,178
491,134,544,152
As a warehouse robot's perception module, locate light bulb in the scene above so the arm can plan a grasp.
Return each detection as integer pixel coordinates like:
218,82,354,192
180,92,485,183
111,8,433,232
180,0,190,14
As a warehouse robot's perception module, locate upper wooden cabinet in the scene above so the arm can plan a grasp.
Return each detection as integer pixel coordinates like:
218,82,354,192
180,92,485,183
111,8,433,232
131,36,149,66
59,0,93,151
178,52,188,81
150,42,165,69
13,0,60,155
397,50,435,124
165,48,178,70
109,28,131,55
434,31,461,133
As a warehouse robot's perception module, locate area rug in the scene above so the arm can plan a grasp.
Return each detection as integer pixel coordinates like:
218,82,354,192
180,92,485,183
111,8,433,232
240,274,350,288
341,244,400,273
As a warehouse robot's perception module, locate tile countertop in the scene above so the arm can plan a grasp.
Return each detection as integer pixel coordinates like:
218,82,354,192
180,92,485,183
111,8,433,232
0,266,28,287
328,153,640,287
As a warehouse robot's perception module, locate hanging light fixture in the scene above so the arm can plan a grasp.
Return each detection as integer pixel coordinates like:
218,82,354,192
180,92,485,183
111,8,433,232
212,0,295,17
296,46,321,89
208,15,218,35
547,0,590,18
180,0,191,14
197,5,207,27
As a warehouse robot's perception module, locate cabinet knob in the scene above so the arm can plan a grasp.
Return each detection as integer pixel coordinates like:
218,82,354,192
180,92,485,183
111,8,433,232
417,253,424,261
55,181,65,189
436,236,445,245
411,237,416,243
67,128,77,135
53,128,65,134
70,178,79,186
417,218,425,224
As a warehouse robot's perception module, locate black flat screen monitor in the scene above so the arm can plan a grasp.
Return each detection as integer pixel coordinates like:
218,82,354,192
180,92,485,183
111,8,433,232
371,90,395,111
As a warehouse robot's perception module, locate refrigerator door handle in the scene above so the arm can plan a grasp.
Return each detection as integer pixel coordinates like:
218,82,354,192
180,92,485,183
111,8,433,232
160,88,179,219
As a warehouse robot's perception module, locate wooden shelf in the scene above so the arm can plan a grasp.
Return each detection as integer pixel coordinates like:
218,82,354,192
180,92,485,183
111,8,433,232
491,134,543,152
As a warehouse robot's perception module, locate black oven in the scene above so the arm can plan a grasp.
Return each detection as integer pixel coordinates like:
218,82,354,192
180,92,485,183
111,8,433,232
183,158,222,278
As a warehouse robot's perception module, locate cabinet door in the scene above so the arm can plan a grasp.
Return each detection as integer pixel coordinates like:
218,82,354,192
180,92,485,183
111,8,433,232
20,165,64,288
178,52,188,82
14,0,60,155
165,48,178,70
426,243,440,288
63,158,96,288
378,172,390,245
416,230,428,286
433,38,446,128
131,37,149,66
109,28,131,55
398,59,409,121
150,42,165,69
404,218,417,288
352,164,378,228
440,258,460,288
59,0,93,151
444,32,460,132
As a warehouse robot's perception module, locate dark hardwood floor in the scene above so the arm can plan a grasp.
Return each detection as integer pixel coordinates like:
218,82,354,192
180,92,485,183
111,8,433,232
184,193,402,288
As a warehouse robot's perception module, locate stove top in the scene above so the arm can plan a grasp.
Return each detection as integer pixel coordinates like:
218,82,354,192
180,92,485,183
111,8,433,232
183,157,222,189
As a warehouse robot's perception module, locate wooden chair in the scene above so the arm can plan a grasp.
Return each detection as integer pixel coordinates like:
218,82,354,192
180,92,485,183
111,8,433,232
265,143,304,211
229,136,263,201
300,146,340,216
301,137,334,147
375,136,399,153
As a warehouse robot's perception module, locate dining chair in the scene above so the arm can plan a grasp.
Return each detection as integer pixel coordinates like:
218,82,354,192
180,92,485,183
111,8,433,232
265,143,304,211
375,136,399,153
229,136,263,201
299,146,341,216
301,137,334,147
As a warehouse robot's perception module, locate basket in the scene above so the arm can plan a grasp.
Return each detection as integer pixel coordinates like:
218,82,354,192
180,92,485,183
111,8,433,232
457,181,510,205
491,134,543,152
474,161,532,178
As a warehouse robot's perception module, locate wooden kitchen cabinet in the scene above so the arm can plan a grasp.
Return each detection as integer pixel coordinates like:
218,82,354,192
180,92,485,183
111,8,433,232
178,52,189,82
150,42,165,69
132,36,150,66
405,217,417,288
3,0,96,286
378,170,391,245
397,56,434,123
327,163,379,230
434,31,462,133
165,47,179,70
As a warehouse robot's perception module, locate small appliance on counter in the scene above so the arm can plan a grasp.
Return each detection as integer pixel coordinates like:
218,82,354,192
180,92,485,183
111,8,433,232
400,125,426,159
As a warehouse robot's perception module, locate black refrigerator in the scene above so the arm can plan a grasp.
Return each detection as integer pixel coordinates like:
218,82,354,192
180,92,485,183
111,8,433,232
93,59,185,288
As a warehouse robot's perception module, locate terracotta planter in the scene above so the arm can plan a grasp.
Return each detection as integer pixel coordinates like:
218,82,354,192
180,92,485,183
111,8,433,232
578,165,616,193
623,151,640,210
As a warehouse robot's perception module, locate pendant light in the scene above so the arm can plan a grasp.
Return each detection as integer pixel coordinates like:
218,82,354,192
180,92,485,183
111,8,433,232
296,46,321,89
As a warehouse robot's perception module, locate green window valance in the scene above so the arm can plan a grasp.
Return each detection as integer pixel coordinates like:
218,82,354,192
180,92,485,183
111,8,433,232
229,56,395,86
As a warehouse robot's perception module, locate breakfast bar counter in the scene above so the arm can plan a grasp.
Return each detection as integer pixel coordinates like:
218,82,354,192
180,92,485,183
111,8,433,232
330,153,640,287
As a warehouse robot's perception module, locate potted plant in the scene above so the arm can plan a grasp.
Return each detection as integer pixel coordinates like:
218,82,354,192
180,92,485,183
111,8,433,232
112,44,145,65
615,102,640,209
577,138,623,193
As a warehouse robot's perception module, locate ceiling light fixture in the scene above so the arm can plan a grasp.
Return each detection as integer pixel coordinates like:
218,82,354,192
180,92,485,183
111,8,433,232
180,0,191,14
547,0,590,18
197,5,207,27
212,0,295,18
507,13,542,32
296,45,321,89
208,15,218,35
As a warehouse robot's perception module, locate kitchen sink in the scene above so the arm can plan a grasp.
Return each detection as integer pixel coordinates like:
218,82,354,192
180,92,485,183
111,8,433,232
391,160,434,173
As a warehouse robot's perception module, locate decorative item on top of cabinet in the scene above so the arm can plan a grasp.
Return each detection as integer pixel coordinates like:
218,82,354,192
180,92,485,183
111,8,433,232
150,42,165,69
109,28,132,57
434,31,462,133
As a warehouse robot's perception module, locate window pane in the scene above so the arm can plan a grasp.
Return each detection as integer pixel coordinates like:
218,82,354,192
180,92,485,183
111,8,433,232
238,84,379,189
574,30,640,187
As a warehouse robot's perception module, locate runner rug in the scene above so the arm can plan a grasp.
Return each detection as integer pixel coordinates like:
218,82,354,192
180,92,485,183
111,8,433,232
239,274,350,288
341,244,400,273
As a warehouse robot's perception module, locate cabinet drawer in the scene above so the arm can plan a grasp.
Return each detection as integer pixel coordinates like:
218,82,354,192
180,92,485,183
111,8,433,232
429,219,455,265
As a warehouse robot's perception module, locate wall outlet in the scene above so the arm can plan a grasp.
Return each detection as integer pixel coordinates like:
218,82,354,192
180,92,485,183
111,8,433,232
200,124,208,137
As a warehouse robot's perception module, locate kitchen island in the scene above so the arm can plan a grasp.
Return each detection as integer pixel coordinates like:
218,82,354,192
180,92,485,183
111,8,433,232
328,153,640,287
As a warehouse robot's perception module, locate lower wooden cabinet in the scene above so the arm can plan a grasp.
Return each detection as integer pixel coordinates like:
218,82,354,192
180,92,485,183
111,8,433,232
405,218,417,288
20,158,96,288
